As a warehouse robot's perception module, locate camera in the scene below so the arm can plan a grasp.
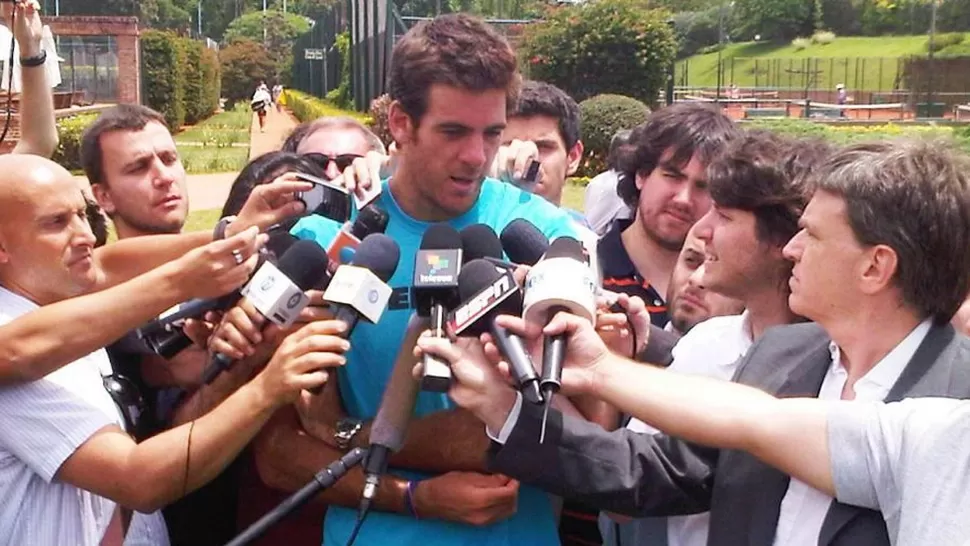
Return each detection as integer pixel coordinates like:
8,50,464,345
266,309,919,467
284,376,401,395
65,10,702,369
294,172,353,224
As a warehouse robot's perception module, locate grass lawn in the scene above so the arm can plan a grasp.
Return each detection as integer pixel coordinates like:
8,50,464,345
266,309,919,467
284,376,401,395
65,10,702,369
176,105,252,175
181,183,589,234
679,34,956,91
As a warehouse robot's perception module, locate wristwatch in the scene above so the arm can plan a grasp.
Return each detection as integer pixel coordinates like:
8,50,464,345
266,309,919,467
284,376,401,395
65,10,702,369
334,417,363,450
212,215,236,240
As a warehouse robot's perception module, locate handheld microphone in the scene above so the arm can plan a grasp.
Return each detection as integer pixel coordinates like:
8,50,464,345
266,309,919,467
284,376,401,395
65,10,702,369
460,224,516,270
411,224,463,392
326,203,389,273
137,231,299,358
500,218,551,266
448,259,543,404
202,240,331,384
523,236,597,442
311,233,399,395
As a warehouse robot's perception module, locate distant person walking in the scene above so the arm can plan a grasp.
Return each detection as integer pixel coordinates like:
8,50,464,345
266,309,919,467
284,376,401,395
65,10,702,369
272,83,284,112
251,81,272,132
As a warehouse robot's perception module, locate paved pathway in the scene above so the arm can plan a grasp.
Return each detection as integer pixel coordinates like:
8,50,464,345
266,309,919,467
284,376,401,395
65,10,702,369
75,108,300,213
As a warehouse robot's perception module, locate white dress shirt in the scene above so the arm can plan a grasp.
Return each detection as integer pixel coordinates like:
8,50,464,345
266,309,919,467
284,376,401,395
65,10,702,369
772,318,931,546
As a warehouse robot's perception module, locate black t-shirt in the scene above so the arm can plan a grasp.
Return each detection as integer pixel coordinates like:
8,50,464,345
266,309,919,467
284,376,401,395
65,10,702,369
597,219,670,328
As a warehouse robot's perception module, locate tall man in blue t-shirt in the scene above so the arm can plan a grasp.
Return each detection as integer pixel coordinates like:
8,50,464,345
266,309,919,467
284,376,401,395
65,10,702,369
252,13,579,546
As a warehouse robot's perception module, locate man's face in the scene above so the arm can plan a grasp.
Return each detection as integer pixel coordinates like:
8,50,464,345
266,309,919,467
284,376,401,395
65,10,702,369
0,167,98,304
783,190,868,323
502,114,582,206
693,205,788,301
296,126,372,180
91,121,188,236
667,227,745,334
391,84,507,218
634,151,712,251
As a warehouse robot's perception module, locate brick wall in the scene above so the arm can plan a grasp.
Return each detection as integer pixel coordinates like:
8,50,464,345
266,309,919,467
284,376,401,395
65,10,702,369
46,16,141,104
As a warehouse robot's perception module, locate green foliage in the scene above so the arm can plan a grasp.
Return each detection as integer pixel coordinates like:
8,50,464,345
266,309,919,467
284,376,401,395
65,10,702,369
52,113,100,171
324,32,353,109
219,39,277,109
285,89,371,124
520,0,678,107
746,119,970,153
672,6,725,58
224,10,311,83
141,30,186,130
368,93,394,147
812,30,836,44
578,94,650,176
927,32,964,53
731,0,814,41
182,40,207,124
201,48,223,117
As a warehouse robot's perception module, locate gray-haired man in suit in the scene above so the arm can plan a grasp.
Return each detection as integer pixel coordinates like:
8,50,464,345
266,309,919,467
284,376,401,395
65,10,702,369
416,137,970,546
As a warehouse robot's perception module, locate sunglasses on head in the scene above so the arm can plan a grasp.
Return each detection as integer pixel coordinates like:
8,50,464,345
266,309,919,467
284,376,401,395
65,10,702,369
303,153,363,172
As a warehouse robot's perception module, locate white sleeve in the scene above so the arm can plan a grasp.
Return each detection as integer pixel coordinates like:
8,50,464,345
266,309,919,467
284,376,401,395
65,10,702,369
486,392,523,445
826,397,957,511
0,378,117,482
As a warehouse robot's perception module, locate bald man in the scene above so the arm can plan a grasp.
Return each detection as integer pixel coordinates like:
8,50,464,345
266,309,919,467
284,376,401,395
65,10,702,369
0,156,349,546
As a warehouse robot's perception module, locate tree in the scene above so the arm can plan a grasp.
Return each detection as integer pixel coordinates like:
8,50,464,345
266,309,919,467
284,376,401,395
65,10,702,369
223,10,311,83
220,39,277,108
730,0,813,41
520,0,678,107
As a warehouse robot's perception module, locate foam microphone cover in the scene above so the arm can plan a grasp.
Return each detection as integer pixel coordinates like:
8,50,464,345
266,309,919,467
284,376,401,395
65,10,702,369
501,219,550,266
421,223,462,250
278,240,332,290
460,224,504,262
351,233,400,282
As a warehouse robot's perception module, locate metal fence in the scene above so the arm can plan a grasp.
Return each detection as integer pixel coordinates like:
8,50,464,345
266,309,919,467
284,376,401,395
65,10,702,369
291,6,346,100
54,35,119,103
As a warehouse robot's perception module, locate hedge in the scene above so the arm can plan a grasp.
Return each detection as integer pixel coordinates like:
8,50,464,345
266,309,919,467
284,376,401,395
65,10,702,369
284,89,371,125
52,113,99,171
579,94,650,176
141,30,220,131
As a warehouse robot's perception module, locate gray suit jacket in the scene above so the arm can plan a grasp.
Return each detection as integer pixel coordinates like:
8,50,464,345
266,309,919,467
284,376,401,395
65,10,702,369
488,322,970,545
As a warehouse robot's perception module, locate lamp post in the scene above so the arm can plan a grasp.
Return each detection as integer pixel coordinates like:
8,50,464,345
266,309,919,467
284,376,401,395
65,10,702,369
666,18,676,106
715,0,726,102
197,1,202,38
263,0,268,44
926,0,938,114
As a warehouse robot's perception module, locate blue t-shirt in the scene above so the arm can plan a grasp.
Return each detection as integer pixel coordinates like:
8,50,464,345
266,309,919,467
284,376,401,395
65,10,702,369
291,178,578,546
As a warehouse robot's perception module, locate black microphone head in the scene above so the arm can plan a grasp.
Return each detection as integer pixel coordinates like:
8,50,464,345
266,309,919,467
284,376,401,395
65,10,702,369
265,230,298,259
457,258,504,300
350,204,390,239
277,239,331,290
352,233,400,282
420,223,462,250
544,236,586,261
460,224,503,262
501,219,549,266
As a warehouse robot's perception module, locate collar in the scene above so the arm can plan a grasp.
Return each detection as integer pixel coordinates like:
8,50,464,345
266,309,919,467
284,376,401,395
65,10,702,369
598,218,637,278
827,318,933,392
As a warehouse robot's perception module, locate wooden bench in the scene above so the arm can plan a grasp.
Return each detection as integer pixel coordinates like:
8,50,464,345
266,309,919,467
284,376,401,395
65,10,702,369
744,107,788,119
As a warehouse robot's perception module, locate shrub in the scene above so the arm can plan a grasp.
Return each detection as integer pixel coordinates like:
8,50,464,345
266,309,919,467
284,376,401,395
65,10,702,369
520,0,677,107
811,30,836,44
220,39,277,110
927,32,964,53
367,93,393,147
201,47,222,116
672,6,725,58
792,37,811,50
285,89,371,125
52,113,98,171
325,32,353,109
182,39,207,125
141,30,185,130
578,94,650,176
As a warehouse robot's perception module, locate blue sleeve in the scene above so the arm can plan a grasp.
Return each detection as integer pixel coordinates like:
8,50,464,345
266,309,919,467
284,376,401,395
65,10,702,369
290,214,342,248
533,203,581,242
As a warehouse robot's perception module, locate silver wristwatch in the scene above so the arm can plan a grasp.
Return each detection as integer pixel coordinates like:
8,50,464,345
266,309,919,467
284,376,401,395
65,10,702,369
334,418,363,450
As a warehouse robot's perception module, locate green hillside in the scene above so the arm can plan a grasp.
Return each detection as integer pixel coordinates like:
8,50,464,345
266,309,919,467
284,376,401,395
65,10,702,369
678,35,965,91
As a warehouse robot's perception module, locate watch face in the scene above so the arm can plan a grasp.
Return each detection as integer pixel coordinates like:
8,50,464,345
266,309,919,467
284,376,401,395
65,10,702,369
337,419,361,435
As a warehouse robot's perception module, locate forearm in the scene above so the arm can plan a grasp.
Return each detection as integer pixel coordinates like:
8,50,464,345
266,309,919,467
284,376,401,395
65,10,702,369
126,380,280,512
570,393,620,430
94,232,211,289
356,408,490,473
255,406,408,513
0,261,185,384
12,41,57,157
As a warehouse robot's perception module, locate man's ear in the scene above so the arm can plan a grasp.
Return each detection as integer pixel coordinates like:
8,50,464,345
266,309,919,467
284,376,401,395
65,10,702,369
566,140,584,177
388,100,415,147
89,183,116,216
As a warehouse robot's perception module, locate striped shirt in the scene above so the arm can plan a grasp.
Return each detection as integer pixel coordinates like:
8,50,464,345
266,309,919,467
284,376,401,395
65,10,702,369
0,285,168,545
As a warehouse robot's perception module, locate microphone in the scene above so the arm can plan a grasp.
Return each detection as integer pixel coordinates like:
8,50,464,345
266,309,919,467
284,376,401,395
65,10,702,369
523,237,597,442
447,259,543,404
411,224,463,392
137,231,299,358
326,203,389,273
500,218,551,266
202,240,331,384
460,224,516,270
311,233,400,395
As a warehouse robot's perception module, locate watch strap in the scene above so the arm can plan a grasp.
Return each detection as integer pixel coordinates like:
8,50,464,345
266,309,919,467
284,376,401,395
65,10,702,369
213,215,236,240
20,50,47,67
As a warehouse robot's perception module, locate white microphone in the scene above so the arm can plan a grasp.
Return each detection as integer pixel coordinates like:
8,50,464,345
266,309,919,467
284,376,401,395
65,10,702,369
523,236,597,441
